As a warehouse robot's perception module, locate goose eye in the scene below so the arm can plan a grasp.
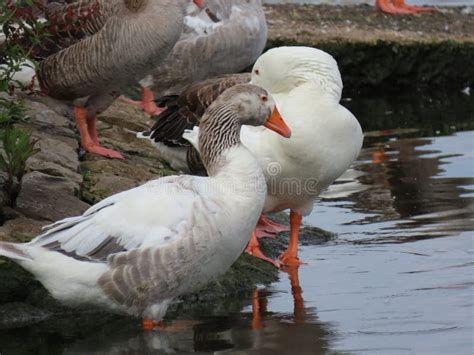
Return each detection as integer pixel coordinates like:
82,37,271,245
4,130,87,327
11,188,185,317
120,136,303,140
261,95,268,102
254,69,260,75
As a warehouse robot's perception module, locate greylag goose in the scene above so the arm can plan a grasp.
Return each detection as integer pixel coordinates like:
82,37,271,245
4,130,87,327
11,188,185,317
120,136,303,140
0,84,291,325
126,0,267,116
140,47,364,267
139,72,288,240
5,0,205,159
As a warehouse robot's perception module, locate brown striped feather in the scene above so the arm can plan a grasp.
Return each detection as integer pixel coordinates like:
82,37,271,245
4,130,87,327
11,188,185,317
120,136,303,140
146,73,250,148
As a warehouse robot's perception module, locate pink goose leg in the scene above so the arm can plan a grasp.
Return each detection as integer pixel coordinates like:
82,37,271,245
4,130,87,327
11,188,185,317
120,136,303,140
74,107,124,160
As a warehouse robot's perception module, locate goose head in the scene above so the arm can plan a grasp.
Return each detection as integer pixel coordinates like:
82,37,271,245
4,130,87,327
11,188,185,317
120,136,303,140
199,84,291,174
205,84,291,136
251,46,343,101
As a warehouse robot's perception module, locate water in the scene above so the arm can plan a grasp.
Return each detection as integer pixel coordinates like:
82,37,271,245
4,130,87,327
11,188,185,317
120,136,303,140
0,92,473,354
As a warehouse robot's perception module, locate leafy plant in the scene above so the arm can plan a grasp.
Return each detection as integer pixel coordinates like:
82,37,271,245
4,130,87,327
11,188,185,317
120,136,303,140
0,97,25,125
0,127,39,207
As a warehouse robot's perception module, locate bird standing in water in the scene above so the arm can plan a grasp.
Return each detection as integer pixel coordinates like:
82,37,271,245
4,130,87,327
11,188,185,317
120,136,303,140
0,84,291,325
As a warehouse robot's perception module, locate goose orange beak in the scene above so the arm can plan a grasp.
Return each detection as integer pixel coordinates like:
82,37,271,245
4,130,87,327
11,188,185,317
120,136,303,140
193,0,205,9
264,107,291,138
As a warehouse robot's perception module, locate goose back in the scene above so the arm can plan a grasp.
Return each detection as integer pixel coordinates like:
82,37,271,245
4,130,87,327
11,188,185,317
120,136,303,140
150,0,266,96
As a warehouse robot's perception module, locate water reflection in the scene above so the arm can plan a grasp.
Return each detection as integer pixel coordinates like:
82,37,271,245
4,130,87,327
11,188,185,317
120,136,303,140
27,267,334,354
1,93,473,354
239,266,333,354
318,131,474,244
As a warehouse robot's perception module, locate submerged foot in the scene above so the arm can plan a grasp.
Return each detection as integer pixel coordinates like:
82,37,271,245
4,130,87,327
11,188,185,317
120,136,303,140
142,319,200,332
278,250,304,267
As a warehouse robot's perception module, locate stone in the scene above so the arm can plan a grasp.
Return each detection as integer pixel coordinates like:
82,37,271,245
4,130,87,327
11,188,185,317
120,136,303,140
16,171,89,222
0,216,46,242
26,132,82,184
23,98,75,138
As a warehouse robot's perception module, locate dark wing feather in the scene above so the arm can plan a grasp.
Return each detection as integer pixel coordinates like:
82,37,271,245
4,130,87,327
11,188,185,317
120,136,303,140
146,73,251,148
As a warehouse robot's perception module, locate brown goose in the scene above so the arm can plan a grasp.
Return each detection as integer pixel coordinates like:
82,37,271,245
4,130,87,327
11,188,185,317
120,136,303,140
9,0,205,159
127,0,267,116
138,73,251,173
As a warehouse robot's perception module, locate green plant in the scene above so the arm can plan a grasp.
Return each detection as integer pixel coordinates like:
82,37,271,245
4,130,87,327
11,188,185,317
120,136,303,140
0,97,25,125
0,127,39,207
0,1,45,208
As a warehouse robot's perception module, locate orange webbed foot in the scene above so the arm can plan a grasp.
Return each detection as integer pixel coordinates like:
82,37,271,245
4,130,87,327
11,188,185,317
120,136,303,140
82,143,125,160
122,86,164,116
393,0,436,13
255,215,289,239
122,97,165,116
278,250,304,267
246,244,282,268
376,0,412,14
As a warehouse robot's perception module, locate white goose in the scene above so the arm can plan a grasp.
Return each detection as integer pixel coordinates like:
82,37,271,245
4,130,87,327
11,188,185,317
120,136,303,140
242,47,364,266
0,84,291,325
143,47,363,267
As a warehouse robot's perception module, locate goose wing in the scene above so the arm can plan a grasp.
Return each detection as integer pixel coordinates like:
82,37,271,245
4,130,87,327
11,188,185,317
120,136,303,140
146,73,250,148
28,175,216,263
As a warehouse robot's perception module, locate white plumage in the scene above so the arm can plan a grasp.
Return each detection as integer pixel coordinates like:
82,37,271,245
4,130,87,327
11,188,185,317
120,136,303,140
0,85,285,320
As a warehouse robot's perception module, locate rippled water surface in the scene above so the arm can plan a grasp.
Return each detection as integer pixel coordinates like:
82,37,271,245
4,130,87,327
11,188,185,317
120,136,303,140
1,92,473,354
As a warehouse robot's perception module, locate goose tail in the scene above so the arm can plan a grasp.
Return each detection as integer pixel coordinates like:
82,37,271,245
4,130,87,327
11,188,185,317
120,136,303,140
0,242,31,262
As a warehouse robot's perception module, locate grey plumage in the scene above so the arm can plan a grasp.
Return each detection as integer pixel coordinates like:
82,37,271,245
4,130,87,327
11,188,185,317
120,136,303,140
149,0,267,96
38,0,189,101
0,84,275,320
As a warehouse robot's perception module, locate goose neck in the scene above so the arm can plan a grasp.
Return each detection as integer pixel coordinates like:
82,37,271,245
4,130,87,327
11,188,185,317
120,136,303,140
199,104,241,176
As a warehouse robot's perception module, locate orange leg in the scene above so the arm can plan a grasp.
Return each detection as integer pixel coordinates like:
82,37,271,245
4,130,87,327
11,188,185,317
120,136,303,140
278,210,304,266
245,231,282,268
285,266,306,322
122,86,165,116
142,319,164,330
74,107,124,160
375,0,411,14
255,214,289,239
393,0,436,13
142,319,199,331
87,114,99,145
251,289,264,330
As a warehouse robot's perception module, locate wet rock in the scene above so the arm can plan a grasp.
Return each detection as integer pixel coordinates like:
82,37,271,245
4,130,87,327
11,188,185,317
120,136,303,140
16,171,89,222
0,215,46,242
